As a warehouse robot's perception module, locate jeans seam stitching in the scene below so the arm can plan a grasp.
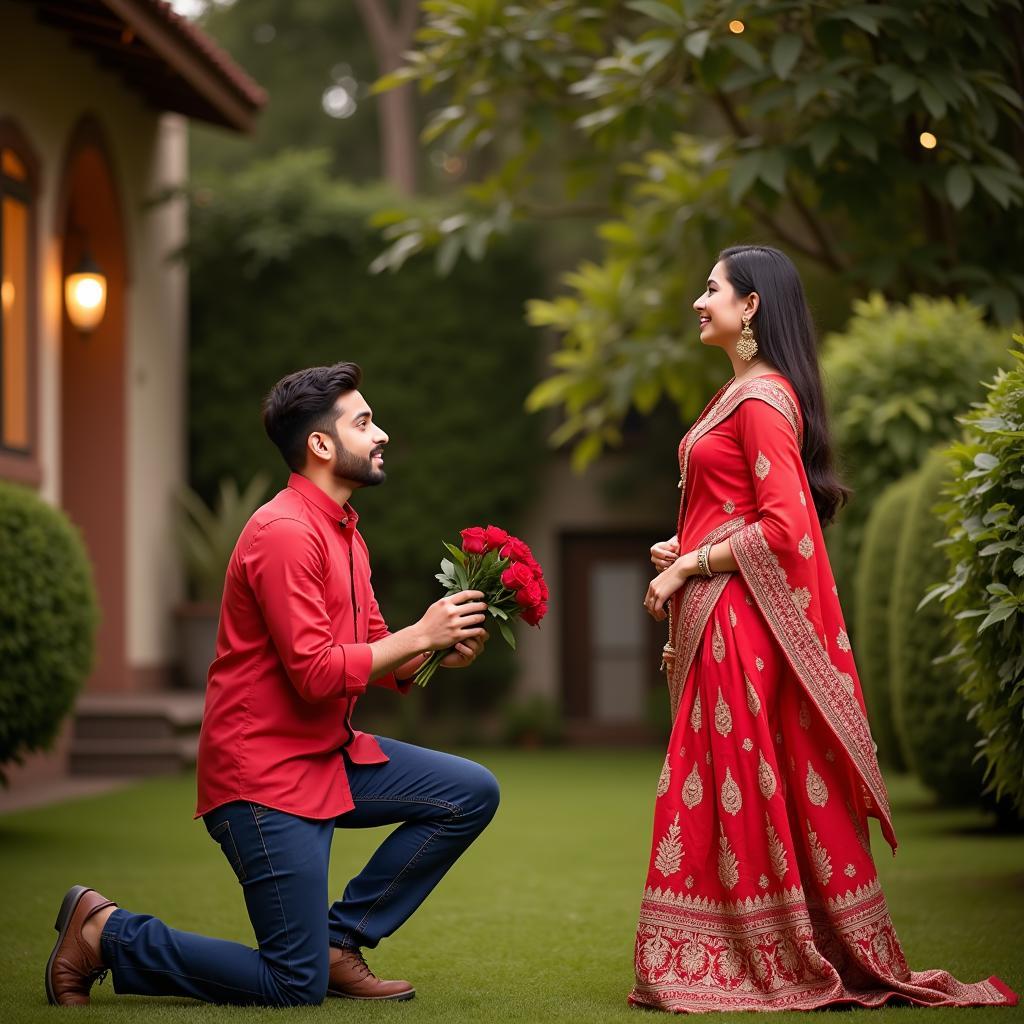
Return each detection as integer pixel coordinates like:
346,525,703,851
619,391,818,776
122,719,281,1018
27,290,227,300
250,803,296,983
352,822,451,938
352,795,462,813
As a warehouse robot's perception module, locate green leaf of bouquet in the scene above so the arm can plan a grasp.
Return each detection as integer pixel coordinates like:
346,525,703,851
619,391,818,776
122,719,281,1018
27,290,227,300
498,620,517,649
453,561,470,590
440,558,455,578
443,542,467,566
488,605,509,620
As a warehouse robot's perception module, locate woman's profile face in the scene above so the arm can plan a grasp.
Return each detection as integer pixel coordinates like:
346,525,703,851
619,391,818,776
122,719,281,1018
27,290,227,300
693,259,754,349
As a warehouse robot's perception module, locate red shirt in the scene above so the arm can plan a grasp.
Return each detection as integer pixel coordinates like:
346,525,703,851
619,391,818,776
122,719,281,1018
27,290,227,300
195,473,409,820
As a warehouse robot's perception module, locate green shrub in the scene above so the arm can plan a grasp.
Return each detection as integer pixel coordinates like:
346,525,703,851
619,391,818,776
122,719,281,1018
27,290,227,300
0,482,98,781
500,695,563,747
854,473,916,770
928,336,1024,817
186,151,545,715
822,294,1009,619
890,449,987,806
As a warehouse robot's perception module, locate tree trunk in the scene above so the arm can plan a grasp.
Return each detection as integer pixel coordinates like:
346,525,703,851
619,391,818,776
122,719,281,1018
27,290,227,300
355,0,419,195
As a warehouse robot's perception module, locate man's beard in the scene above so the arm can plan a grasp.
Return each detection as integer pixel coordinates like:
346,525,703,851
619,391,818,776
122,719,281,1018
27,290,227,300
331,439,386,487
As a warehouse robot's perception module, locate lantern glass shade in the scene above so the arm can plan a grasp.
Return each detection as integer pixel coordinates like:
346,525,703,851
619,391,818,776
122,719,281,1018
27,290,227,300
65,255,107,332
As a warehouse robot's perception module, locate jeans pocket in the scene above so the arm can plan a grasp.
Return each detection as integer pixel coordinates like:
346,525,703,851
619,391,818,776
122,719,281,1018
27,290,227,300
207,819,247,882
251,802,272,822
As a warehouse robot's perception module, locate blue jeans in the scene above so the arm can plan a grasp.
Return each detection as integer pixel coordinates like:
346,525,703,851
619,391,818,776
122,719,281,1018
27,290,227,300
99,738,499,1006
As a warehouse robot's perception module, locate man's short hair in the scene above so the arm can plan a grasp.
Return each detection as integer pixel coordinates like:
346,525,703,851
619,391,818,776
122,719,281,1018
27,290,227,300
262,362,362,471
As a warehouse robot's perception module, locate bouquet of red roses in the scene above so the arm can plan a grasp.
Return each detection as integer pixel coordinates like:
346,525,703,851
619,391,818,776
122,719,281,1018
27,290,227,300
414,525,549,687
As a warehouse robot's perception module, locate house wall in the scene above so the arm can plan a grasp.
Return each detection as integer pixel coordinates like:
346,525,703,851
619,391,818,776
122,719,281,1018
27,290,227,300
0,3,187,689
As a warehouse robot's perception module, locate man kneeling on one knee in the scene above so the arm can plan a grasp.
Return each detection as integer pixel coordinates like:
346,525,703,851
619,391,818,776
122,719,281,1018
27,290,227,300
46,362,500,1007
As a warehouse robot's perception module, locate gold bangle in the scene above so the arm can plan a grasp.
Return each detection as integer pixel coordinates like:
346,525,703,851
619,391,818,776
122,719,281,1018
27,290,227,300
699,543,713,578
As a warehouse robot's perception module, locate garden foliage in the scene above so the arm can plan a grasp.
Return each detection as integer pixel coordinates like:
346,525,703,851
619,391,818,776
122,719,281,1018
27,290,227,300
186,151,545,712
821,294,1008,606
927,336,1024,816
853,473,915,770
890,450,987,806
372,0,1024,468
0,482,98,781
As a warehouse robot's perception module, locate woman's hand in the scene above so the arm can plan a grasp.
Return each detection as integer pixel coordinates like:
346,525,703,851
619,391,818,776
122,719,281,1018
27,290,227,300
644,553,696,621
650,534,680,572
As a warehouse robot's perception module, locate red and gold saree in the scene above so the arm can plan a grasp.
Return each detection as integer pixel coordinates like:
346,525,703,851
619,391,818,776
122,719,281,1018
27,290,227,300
629,373,1017,1012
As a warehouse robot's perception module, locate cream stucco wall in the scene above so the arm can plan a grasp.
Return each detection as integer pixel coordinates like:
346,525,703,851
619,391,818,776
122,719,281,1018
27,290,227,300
1,3,187,673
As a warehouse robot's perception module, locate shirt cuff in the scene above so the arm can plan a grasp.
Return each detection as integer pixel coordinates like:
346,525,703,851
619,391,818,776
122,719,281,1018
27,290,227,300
343,642,374,697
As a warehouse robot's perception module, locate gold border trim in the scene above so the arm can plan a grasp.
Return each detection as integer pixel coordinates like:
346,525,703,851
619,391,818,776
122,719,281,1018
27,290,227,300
729,521,893,841
678,377,802,522
666,516,746,719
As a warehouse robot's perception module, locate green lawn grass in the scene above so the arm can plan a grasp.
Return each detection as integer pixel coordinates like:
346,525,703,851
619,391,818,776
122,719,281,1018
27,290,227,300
2,750,1022,1022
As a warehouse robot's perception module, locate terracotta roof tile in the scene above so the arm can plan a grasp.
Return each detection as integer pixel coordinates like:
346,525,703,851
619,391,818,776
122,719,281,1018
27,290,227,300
134,0,267,108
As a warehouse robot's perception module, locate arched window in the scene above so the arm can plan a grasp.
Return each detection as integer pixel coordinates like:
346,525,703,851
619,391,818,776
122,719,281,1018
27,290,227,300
0,120,39,485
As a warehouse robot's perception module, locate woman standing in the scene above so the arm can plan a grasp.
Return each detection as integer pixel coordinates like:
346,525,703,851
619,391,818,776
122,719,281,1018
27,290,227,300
629,245,1017,1012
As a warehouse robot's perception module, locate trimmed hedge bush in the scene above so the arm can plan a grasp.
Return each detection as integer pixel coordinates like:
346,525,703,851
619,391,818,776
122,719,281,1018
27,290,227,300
187,151,545,714
822,294,1008,620
0,482,98,781
890,449,987,806
854,473,916,770
929,336,1024,817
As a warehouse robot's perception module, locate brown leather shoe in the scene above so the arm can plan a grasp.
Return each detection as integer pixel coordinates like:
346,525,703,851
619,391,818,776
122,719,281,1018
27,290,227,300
45,885,118,1006
327,946,415,1001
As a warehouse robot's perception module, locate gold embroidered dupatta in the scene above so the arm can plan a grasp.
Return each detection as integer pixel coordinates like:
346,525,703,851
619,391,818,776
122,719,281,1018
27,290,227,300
666,377,896,852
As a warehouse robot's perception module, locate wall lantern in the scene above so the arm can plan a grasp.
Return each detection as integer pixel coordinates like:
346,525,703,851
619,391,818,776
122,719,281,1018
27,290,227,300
64,253,107,333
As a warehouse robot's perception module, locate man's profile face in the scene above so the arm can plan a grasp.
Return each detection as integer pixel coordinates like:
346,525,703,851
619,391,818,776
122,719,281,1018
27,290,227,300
311,390,389,488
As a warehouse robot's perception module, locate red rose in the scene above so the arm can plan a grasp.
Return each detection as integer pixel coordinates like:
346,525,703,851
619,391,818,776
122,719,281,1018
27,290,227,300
502,561,534,590
500,537,534,563
515,580,543,608
537,578,549,602
460,527,487,554
521,602,548,626
484,525,510,551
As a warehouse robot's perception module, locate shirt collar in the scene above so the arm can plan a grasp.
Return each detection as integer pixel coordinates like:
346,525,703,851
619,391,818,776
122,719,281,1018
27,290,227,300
287,473,359,529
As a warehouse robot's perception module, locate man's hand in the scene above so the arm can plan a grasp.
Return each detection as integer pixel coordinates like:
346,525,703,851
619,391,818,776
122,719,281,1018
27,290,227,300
439,631,489,669
415,590,488,651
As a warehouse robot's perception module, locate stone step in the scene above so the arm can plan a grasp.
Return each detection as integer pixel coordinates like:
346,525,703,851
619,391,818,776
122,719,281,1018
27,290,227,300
69,735,199,777
69,693,204,776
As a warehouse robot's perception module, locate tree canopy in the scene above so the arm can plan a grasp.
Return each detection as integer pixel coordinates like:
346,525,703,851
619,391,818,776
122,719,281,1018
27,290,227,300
373,0,1024,468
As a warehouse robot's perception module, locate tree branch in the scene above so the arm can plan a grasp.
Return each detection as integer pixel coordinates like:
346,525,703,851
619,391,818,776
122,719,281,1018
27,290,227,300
712,88,749,139
355,0,420,195
787,187,848,272
741,199,829,266
398,0,419,41
713,88,847,272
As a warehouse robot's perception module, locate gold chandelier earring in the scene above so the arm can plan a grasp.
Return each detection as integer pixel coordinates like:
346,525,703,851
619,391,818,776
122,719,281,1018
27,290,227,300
737,315,758,361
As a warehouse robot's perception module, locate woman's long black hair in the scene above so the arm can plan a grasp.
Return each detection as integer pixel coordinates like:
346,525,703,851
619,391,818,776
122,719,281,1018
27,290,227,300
719,244,850,525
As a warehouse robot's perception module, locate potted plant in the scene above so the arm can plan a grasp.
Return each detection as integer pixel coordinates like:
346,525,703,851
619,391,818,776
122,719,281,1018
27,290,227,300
174,474,269,689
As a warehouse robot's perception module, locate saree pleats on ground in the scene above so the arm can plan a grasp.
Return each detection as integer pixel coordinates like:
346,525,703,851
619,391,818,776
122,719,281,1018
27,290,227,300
629,375,1017,1012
